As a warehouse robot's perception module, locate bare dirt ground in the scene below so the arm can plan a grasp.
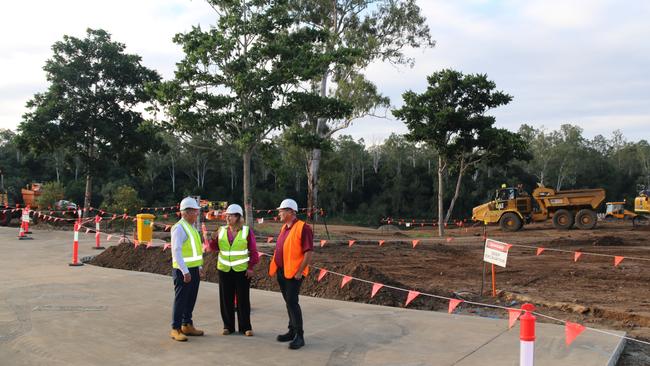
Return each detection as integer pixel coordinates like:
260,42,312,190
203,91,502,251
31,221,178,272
85,218,650,364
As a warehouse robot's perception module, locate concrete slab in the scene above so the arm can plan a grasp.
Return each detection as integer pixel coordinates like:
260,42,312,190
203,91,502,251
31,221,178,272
0,227,625,365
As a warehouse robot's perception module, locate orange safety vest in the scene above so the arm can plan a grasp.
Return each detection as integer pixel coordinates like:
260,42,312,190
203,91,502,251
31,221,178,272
269,220,310,279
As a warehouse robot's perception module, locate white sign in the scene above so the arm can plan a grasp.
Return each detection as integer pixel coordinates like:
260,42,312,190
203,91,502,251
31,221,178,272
483,238,511,268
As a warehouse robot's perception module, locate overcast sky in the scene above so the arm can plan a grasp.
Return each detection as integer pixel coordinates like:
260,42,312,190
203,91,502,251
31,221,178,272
1,0,649,144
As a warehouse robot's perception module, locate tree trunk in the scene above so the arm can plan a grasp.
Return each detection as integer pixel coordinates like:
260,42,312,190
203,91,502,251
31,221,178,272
170,156,176,193
307,147,321,214
84,173,92,217
307,72,329,217
445,157,465,224
437,155,445,237
242,149,254,227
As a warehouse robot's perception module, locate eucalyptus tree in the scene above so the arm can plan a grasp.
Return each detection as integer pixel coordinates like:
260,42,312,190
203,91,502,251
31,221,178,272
155,0,346,225
290,0,435,214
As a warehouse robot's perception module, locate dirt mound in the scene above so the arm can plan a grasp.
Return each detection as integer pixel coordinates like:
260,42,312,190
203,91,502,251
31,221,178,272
91,243,447,311
377,224,400,232
592,236,626,246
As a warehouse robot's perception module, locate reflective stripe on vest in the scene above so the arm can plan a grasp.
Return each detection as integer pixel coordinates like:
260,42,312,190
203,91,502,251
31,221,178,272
172,219,204,269
217,225,250,272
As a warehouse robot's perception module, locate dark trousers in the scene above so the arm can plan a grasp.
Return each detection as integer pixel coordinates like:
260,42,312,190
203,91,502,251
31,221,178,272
276,267,304,334
218,269,252,333
172,267,200,329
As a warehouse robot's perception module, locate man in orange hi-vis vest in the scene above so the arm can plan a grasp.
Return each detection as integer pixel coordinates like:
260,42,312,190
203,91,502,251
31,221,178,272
269,198,313,350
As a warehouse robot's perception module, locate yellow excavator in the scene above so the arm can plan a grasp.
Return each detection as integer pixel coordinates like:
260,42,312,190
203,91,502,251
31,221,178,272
634,187,650,226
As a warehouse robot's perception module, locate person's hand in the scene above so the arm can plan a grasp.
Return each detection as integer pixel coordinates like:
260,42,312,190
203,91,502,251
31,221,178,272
199,268,206,280
183,273,191,283
294,273,303,280
245,269,254,279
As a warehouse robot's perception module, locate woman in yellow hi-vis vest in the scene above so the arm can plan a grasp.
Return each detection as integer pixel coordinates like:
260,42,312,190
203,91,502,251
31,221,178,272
170,197,205,342
209,204,259,336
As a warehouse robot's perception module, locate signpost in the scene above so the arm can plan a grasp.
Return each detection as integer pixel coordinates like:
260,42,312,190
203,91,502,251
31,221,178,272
483,238,511,296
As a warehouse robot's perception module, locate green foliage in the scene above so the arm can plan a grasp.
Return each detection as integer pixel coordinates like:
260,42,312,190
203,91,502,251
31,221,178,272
102,185,144,216
36,182,65,208
17,28,162,209
393,69,513,156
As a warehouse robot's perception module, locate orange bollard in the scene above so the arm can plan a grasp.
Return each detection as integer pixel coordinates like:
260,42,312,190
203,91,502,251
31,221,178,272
23,207,33,234
93,215,104,250
17,221,32,240
69,222,83,266
519,303,536,366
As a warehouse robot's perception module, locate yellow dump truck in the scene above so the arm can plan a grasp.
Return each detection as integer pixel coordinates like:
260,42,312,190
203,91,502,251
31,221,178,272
472,184,606,231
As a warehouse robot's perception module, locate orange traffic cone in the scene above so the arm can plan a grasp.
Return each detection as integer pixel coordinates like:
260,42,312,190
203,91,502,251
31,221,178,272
17,221,32,240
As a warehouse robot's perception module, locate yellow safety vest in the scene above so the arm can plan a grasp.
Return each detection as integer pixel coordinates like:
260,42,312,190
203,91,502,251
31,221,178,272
172,219,204,269
217,226,250,272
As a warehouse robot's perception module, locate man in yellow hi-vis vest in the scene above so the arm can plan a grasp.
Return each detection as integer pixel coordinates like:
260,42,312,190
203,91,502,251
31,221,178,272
170,197,205,342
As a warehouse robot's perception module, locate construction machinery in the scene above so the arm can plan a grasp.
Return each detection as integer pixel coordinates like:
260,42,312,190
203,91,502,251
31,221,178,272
472,183,606,232
604,201,638,221
633,188,650,226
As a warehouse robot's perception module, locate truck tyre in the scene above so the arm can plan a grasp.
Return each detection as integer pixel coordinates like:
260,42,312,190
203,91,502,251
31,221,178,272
552,209,574,230
575,209,597,230
500,212,523,232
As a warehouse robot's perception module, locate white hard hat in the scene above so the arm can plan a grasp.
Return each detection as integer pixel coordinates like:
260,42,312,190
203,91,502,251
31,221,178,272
225,204,243,215
277,198,298,211
180,197,200,210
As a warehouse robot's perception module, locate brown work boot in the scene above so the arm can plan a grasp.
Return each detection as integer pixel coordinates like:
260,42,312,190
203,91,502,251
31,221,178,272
181,324,204,336
170,329,188,342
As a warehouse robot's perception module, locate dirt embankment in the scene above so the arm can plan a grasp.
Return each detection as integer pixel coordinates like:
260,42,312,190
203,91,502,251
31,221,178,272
90,220,650,364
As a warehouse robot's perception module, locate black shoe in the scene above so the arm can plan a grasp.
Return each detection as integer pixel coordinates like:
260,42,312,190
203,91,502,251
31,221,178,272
289,334,305,349
276,330,295,342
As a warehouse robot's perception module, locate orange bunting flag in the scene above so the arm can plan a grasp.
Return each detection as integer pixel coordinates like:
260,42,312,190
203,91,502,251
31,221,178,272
163,243,171,251
317,269,328,282
378,240,385,246
412,240,420,248
164,225,171,231
320,239,327,247
371,283,384,298
341,276,353,288
106,235,112,241
348,240,355,247
133,240,139,248
614,256,624,267
267,236,274,243
405,290,420,307
574,252,583,262
85,228,91,234
448,299,463,314
565,321,586,346
146,241,153,248
445,237,453,243
536,247,545,256
508,309,522,329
